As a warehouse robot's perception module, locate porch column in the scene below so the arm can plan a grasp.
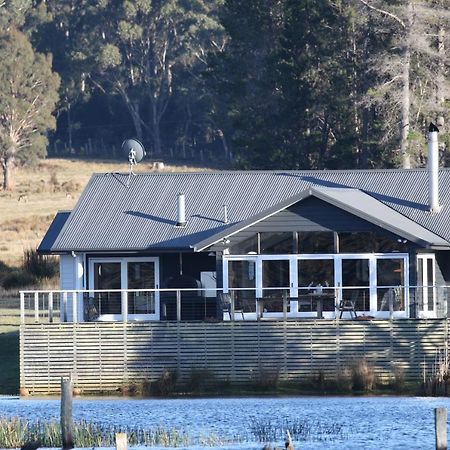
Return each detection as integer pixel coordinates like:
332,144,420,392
121,291,128,323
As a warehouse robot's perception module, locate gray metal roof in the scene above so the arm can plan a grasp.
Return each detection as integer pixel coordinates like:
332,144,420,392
44,169,450,253
38,211,71,253
194,187,449,250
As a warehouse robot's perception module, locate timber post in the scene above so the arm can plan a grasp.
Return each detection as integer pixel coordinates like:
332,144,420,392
435,407,447,450
61,377,74,449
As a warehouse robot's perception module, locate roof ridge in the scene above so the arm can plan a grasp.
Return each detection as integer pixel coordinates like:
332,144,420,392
90,168,450,177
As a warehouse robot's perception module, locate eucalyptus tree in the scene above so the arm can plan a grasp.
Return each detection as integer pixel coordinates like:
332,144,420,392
33,0,98,153
357,0,450,168
73,0,225,156
0,28,60,190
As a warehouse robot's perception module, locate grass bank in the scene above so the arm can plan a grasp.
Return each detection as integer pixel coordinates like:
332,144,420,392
0,331,19,394
0,292,20,394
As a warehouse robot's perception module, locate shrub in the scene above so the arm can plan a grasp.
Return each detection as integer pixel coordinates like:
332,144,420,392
350,359,376,392
392,365,406,392
335,368,353,393
22,249,58,279
155,369,178,396
2,270,36,290
252,366,280,390
185,368,218,393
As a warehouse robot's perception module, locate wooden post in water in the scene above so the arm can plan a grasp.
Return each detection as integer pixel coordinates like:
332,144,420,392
435,407,447,450
285,430,294,450
61,377,74,449
115,432,128,450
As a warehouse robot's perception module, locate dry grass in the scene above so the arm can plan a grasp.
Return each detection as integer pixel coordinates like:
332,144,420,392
0,158,211,266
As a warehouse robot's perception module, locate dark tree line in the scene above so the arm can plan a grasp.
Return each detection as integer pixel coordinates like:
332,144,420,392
0,0,449,189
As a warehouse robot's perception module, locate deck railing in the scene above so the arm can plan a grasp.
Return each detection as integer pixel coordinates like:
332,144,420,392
19,285,449,324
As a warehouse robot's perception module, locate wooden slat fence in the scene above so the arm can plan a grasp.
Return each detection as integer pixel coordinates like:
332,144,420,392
20,319,449,394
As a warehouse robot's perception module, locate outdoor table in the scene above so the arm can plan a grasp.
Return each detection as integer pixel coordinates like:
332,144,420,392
298,293,335,319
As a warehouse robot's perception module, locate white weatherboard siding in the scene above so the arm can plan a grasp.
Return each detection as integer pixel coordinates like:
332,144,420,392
59,254,85,322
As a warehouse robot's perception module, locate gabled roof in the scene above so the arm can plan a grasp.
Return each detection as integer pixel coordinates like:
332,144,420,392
194,187,449,250
41,169,450,253
38,211,71,253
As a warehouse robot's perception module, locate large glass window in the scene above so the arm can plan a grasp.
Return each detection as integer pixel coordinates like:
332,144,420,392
93,262,121,315
228,260,256,312
128,261,156,315
229,235,258,255
377,258,405,311
339,232,376,253
260,232,294,254
262,260,290,312
90,257,159,319
298,259,335,312
224,253,408,317
341,259,370,312
298,232,334,253
339,232,408,253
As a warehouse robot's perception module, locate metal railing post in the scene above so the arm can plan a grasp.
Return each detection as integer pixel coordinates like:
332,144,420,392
283,290,288,321
20,292,25,324
48,292,54,323
122,291,128,323
176,290,181,322
72,292,78,323
389,288,394,321
34,292,39,323
62,291,68,322
230,293,235,322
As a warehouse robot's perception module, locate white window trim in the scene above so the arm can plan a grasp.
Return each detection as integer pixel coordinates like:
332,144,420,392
417,253,436,318
223,252,409,318
88,256,160,321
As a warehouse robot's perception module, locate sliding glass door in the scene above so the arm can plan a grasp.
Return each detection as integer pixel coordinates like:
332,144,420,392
89,257,159,320
224,253,409,318
339,258,370,312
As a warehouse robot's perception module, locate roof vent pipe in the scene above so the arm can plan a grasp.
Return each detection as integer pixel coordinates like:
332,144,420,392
176,193,187,227
223,205,229,224
428,122,441,213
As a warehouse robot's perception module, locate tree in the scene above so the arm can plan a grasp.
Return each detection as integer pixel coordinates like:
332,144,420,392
64,0,225,156
210,0,358,169
357,0,450,168
0,28,60,190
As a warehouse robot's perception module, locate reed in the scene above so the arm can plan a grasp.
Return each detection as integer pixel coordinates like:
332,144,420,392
0,417,191,448
421,345,450,396
249,418,346,443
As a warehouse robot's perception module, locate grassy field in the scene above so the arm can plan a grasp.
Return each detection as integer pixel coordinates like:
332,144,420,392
0,158,211,267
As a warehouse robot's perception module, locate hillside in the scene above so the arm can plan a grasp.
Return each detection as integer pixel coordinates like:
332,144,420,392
0,158,210,267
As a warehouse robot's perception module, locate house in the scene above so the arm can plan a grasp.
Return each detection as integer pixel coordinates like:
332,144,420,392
37,129,450,322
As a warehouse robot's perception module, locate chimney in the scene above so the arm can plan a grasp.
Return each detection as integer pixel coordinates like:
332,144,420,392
428,122,441,213
176,193,187,227
223,205,229,224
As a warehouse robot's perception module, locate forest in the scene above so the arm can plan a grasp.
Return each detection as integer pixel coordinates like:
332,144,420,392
0,0,449,189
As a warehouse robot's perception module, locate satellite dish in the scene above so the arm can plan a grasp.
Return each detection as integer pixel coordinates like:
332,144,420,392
122,138,146,165
122,138,146,187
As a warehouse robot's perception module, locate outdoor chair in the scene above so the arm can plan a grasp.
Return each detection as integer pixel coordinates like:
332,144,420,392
85,297,99,322
219,293,245,320
338,299,357,319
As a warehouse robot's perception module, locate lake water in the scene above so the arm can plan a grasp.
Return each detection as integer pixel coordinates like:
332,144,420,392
0,396,449,449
